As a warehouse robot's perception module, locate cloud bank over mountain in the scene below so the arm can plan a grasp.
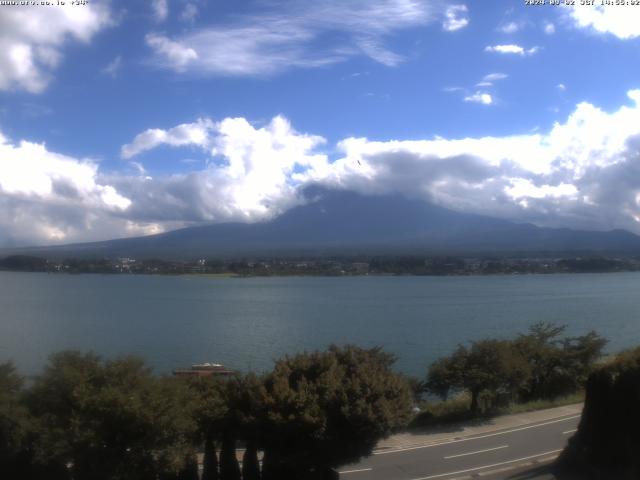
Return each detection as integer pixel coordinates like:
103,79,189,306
2,91,640,247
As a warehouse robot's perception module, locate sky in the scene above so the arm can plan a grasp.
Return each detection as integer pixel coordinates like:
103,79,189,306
1,0,640,247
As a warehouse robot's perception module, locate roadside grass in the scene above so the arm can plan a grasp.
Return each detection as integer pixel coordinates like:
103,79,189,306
409,391,584,430
495,391,584,415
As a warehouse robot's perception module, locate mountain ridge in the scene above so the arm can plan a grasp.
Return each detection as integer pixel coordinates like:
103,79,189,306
4,188,640,259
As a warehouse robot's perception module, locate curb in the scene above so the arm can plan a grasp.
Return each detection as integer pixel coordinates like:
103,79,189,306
447,453,560,479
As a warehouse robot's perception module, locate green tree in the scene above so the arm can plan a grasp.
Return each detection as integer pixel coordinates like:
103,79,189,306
515,323,606,400
561,347,640,478
0,362,35,478
261,345,413,479
185,375,227,480
427,340,530,412
25,351,198,480
227,373,266,480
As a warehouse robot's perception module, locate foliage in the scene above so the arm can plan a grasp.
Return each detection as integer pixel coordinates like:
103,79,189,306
426,323,606,412
260,345,413,477
514,323,607,400
427,340,530,412
25,351,198,480
0,362,35,477
561,347,640,479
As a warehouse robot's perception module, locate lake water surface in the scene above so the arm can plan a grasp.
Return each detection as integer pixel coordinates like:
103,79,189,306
2,271,640,378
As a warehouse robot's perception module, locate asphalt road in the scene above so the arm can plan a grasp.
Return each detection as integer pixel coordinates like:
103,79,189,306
338,414,580,480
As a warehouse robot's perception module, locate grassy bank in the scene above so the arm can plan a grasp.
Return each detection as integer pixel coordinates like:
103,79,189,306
410,391,584,429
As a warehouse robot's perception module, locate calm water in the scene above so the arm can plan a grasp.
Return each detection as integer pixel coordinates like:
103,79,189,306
1,271,640,378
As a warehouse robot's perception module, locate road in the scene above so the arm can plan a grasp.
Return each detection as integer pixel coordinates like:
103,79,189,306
338,413,580,480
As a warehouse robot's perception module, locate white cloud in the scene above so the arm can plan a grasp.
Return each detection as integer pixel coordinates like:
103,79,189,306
442,4,469,32
7,92,640,246
499,21,520,34
146,0,439,76
505,179,578,200
482,72,508,82
301,90,640,231
145,34,199,72
125,93,640,235
0,1,112,93
121,118,214,159
152,0,169,22
485,44,539,56
116,116,329,224
101,55,123,78
544,22,556,34
0,132,132,246
356,38,405,67
464,91,493,105
569,4,640,39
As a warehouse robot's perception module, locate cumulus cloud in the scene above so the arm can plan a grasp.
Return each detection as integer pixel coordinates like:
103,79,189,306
0,1,112,93
485,44,539,56
0,132,132,246
6,92,640,246
464,91,493,105
302,90,640,231
568,4,640,39
121,118,214,159
442,4,469,32
117,89,640,236
544,22,556,34
146,0,447,76
145,34,199,72
114,116,330,225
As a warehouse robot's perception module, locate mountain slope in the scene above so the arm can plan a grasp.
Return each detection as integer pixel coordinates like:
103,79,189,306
10,188,640,259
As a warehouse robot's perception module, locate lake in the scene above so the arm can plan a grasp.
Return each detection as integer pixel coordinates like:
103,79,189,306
1,271,640,378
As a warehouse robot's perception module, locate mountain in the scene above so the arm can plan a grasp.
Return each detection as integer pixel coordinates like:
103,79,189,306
8,187,640,259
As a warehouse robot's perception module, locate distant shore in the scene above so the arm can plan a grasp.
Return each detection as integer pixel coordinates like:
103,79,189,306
2,252,640,278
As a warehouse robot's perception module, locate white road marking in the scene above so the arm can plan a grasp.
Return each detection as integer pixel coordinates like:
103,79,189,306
374,415,580,455
339,468,373,474
562,429,577,435
443,445,508,459
410,449,563,480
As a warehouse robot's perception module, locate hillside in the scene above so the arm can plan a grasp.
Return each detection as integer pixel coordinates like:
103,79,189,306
7,188,640,260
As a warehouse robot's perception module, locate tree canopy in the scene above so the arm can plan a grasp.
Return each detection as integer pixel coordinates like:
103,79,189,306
25,351,198,480
427,323,607,411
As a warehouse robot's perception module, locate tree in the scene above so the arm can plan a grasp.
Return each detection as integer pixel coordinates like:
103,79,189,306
185,375,227,480
425,346,466,400
515,323,606,400
0,362,37,478
201,435,219,480
261,345,413,478
25,351,198,480
427,340,530,412
560,347,640,478
227,373,266,480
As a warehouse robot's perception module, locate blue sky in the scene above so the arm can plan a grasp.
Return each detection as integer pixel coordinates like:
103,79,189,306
1,0,640,246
